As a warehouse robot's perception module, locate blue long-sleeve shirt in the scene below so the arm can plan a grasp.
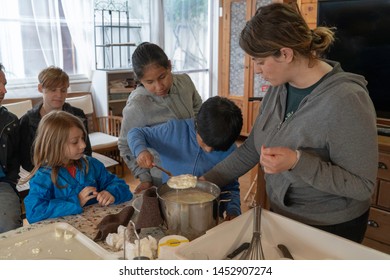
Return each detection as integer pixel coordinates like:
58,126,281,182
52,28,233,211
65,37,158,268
24,156,133,223
127,119,241,217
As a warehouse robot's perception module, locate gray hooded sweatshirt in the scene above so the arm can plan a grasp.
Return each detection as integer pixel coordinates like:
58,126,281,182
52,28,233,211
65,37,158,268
204,61,378,226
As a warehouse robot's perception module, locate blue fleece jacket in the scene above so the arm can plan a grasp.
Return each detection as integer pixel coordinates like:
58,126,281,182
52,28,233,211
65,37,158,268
24,156,133,223
127,119,241,217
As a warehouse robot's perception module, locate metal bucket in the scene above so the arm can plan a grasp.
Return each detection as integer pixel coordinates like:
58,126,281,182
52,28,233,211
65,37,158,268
157,181,220,241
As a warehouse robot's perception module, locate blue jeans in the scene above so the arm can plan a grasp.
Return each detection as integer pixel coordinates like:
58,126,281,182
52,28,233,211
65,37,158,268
0,182,22,233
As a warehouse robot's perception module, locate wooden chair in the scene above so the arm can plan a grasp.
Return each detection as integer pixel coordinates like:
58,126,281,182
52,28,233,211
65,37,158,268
2,99,33,118
66,92,124,176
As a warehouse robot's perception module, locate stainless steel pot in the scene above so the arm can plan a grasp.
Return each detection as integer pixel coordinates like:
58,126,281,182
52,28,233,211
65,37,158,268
157,181,220,241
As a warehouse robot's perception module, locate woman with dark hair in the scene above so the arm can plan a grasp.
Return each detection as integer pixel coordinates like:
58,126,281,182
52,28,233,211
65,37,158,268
203,3,377,243
118,42,203,193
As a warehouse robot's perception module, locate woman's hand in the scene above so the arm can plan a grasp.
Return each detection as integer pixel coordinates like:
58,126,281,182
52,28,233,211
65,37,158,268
78,186,98,207
136,150,154,169
96,190,115,206
260,145,298,174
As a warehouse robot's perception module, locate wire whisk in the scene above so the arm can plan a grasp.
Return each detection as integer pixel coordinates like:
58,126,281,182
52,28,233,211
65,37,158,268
240,205,265,260
124,220,150,260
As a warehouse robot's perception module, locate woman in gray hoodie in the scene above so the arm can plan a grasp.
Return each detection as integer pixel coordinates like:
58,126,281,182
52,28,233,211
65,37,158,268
203,3,378,243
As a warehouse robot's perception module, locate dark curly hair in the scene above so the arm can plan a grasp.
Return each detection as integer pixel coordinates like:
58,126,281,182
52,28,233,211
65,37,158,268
196,96,243,151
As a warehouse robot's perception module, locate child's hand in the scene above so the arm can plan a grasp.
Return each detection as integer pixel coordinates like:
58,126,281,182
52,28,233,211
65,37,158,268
224,214,238,221
96,190,115,206
136,150,154,168
78,186,98,207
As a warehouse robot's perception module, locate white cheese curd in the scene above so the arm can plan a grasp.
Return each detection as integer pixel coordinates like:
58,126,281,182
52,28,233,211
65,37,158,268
167,174,197,189
124,236,157,260
54,228,63,238
105,233,119,248
14,240,28,247
63,230,74,240
31,248,41,254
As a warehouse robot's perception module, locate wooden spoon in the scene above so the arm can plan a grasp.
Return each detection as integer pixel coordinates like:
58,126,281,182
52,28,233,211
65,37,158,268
152,164,173,177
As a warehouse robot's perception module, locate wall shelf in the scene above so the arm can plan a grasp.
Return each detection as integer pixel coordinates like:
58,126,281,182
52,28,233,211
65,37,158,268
92,69,135,117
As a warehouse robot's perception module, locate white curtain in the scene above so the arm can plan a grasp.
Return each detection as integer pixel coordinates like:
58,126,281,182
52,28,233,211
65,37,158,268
150,0,164,47
61,0,94,77
31,0,63,66
0,1,24,78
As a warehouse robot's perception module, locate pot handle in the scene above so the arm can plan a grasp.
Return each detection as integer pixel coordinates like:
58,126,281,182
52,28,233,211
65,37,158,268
217,191,231,225
219,190,231,204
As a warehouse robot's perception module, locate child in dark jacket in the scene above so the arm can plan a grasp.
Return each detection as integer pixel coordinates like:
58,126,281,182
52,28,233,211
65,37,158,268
24,111,132,223
0,63,22,233
19,66,92,172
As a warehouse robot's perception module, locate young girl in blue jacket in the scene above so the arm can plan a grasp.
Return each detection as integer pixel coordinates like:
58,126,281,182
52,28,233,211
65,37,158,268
24,111,132,223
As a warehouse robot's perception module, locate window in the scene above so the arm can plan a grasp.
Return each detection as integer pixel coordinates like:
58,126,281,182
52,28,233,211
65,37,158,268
1,0,214,100
94,0,151,69
163,0,211,100
0,0,94,84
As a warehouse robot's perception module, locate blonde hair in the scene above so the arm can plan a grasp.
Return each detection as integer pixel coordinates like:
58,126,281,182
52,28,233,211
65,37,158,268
239,3,335,64
38,66,69,89
22,111,88,188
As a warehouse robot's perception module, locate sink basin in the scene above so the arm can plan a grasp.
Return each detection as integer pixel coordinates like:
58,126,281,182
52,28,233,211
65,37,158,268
174,208,390,260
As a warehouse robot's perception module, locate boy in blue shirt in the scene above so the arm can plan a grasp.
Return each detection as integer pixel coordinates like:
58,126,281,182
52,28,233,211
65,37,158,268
128,96,243,220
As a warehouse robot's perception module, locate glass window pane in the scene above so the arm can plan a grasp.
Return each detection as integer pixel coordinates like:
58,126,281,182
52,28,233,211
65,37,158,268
94,0,150,69
252,0,272,98
163,0,210,99
229,1,246,97
128,0,150,39
163,0,209,72
187,71,209,101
